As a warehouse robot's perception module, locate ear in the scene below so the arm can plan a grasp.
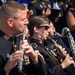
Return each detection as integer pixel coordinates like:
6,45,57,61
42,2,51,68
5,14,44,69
34,27,39,33
7,18,13,27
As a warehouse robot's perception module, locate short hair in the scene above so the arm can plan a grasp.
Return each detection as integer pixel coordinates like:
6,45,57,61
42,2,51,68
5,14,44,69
0,1,26,19
28,15,50,38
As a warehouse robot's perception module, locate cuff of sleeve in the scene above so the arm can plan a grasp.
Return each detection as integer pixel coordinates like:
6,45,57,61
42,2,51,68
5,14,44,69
30,55,44,66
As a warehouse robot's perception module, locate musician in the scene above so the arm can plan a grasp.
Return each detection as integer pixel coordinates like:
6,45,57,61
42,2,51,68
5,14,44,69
27,15,74,75
45,21,75,75
45,21,70,52
0,1,48,75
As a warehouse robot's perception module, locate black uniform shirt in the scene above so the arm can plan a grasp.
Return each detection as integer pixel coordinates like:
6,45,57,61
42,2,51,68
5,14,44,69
44,38,75,75
0,30,48,75
30,38,64,75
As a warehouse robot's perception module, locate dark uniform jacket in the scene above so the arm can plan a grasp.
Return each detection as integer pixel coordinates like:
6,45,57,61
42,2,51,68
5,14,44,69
0,30,48,75
45,38,75,75
30,38,64,75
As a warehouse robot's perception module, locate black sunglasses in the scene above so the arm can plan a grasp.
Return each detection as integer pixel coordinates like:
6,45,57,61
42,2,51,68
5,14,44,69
36,26,50,30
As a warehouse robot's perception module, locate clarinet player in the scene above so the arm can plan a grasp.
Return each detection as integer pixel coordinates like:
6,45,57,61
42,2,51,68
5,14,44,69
45,20,75,75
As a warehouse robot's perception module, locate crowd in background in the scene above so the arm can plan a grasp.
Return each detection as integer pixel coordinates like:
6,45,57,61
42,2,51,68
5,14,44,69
6,0,74,48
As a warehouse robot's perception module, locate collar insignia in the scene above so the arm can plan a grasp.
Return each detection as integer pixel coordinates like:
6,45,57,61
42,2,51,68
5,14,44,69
4,35,10,40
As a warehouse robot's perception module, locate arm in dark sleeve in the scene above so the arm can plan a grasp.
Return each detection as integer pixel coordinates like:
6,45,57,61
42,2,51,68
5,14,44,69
30,55,48,75
49,64,64,75
30,55,64,75
0,57,6,75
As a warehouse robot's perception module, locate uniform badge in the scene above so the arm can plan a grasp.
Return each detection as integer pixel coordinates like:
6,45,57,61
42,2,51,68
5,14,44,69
29,9,33,15
4,35,9,40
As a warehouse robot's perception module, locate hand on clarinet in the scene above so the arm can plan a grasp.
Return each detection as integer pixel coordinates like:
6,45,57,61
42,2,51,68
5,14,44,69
61,54,74,69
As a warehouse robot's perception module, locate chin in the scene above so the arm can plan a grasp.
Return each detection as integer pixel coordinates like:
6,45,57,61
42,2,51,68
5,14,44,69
45,37,47,40
17,30,22,35
21,30,23,33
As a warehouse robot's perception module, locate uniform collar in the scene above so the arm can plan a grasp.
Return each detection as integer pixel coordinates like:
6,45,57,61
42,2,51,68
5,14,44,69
30,38,45,47
0,30,16,41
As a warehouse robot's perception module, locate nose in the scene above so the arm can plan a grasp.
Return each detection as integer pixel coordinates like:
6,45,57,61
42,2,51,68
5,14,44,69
24,18,29,25
47,28,50,32
47,30,49,35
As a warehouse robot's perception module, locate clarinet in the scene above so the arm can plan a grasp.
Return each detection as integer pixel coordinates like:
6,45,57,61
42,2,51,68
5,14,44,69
62,27,75,66
18,26,30,72
51,39,67,60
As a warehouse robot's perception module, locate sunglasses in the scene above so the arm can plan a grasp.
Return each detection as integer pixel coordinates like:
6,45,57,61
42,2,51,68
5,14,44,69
36,26,50,30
